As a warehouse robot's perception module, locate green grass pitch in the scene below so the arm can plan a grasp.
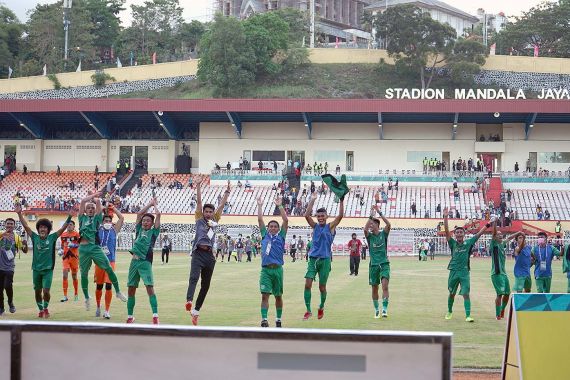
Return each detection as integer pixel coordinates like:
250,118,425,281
3,252,567,368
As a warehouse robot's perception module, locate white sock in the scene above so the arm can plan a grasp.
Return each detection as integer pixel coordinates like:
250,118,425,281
153,313,159,317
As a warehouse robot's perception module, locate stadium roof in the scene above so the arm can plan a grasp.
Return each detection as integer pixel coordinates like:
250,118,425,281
365,0,480,23
1,99,569,140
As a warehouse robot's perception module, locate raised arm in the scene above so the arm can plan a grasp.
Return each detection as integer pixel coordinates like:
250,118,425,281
94,195,102,215
304,192,317,228
374,204,391,234
194,176,204,211
256,197,265,231
78,192,101,215
14,203,33,237
55,213,73,237
443,207,451,240
215,180,231,216
363,209,374,238
474,221,491,240
275,196,288,233
136,198,156,225
505,231,522,243
330,197,345,230
153,201,161,229
113,207,125,234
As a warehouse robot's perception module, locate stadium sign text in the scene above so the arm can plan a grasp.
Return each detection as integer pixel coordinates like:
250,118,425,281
384,88,570,99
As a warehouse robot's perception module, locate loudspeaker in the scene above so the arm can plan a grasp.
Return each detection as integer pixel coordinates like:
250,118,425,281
175,155,192,173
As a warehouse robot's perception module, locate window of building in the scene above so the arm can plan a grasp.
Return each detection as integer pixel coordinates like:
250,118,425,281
538,152,570,164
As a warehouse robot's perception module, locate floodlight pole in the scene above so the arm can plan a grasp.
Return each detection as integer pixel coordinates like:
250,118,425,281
63,0,73,63
310,0,315,48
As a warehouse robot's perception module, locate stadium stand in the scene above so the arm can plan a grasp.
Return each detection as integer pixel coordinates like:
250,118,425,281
0,171,102,211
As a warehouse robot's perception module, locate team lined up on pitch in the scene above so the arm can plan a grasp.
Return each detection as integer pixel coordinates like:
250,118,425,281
1,174,569,326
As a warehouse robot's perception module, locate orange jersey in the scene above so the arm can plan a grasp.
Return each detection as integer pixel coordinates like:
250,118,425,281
60,231,81,259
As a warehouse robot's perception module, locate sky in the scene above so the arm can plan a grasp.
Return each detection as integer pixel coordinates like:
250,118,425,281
3,0,556,25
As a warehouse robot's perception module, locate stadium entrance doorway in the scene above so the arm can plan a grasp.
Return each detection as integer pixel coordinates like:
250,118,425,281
287,151,305,167
478,153,500,172
135,146,148,172
346,151,354,171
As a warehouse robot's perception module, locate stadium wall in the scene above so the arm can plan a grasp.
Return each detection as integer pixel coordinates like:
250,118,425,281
3,50,570,94
198,122,570,173
1,212,566,231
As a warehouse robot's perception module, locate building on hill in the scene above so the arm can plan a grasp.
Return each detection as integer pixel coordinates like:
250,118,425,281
365,0,479,38
216,0,372,44
477,8,507,34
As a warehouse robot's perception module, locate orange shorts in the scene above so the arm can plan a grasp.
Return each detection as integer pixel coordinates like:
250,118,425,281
94,262,116,285
62,257,79,273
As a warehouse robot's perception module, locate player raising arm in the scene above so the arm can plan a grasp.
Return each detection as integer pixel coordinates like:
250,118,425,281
126,198,161,324
16,203,72,318
302,190,345,320
257,196,288,327
443,207,489,322
490,219,519,320
364,204,391,318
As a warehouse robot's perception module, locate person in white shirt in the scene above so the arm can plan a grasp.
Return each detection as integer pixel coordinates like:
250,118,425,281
161,233,172,264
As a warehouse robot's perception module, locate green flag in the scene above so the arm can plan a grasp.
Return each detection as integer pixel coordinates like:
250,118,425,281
321,174,349,201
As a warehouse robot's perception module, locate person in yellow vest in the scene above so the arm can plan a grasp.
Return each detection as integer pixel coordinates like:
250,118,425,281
0,217,28,314
555,221,562,235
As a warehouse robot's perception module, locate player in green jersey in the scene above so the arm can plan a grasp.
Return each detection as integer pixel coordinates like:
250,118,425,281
126,198,161,324
443,207,489,322
15,203,72,318
364,204,391,318
490,219,520,320
78,192,126,311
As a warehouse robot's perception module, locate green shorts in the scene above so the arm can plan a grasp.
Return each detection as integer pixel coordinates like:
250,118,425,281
33,269,53,290
369,263,390,286
535,277,551,293
491,274,511,296
305,257,331,285
260,266,283,296
79,243,114,275
567,277,570,293
127,259,154,288
513,276,532,292
448,270,470,295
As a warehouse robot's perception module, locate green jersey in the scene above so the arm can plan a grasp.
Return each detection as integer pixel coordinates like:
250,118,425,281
489,239,507,275
79,213,103,244
447,236,477,271
31,232,58,271
367,230,389,266
130,223,160,261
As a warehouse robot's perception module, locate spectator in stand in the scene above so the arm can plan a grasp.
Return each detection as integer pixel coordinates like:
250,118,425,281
239,157,244,169
411,201,417,217
95,165,99,175
226,162,231,171
0,167,4,180
348,233,362,276
237,180,242,188
514,162,519,172
56,166,61,176
544,209,551,220
188,177,193,189
23,165,28,175
245,180,252,189
69,181,75,191
258,161,263,170
335,165,341,174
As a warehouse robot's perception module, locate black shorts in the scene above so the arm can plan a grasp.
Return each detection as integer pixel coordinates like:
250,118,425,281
290,249,297,254
162,247,170,254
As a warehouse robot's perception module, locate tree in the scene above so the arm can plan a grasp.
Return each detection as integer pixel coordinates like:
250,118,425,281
0,5,23,77
495,1,570,57
128,0,184,60
271,8,310,46
178,20,206,56
446,38,487,86
197,14,256,97
83,0,125,52
372,4,456,89
243,12,289,76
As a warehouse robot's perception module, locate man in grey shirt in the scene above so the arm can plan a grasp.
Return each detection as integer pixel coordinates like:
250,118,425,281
1,217,28,314
185,179,231,326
